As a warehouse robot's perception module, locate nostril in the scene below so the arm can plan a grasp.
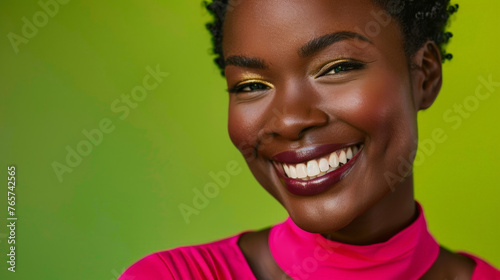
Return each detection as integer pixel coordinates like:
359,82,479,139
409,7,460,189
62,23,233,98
264,109,329,141
262,91,330,141
297,126,316,139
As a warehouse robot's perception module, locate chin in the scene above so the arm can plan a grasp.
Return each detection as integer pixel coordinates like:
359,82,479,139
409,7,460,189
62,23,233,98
289,206,358,235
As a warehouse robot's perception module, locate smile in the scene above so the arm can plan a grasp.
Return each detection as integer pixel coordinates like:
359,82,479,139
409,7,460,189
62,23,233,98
280,144,362,181
272,143,363,196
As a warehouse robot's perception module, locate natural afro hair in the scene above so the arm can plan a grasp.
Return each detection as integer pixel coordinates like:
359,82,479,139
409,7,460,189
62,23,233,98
204,0,459,76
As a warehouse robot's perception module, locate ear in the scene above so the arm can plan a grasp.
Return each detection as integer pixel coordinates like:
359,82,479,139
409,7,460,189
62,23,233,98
410,41,443,110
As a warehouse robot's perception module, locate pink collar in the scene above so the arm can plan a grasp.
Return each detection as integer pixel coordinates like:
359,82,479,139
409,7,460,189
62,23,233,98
269,203,440,279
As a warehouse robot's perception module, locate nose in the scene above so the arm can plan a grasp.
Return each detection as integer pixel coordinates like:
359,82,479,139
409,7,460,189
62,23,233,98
262,83,328,141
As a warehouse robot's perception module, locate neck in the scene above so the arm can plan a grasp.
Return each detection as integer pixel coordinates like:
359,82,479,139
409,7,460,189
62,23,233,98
322,175,417,245
269,193,440,280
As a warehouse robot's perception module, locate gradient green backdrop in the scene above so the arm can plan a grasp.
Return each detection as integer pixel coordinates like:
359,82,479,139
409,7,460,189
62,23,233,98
1,1,499,279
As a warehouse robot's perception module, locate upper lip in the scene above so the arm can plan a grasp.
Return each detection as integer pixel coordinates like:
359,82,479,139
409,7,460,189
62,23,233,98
271,143,360,164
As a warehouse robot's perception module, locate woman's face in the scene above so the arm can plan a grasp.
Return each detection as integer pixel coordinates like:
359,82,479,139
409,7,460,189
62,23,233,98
224,0,425,233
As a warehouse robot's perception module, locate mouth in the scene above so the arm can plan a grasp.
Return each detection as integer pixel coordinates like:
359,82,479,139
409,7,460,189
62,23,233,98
272,143,363,196
280,144,361,181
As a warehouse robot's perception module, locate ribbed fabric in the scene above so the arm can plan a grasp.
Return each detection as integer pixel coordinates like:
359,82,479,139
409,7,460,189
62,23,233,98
269,203,440,279
120,204,500,279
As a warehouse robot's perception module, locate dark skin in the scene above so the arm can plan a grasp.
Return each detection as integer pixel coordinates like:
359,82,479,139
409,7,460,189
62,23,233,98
222,0,476,278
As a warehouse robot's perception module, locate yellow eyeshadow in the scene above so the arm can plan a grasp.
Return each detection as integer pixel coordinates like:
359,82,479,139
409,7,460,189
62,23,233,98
236,79,274,89
314,59,351,77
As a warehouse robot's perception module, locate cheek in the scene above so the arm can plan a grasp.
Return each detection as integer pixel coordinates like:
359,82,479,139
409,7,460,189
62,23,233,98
227,104,262,161
228,103,283,198
354,73,418,182
228,108,250,156
320,71,418,183
329,72,416,142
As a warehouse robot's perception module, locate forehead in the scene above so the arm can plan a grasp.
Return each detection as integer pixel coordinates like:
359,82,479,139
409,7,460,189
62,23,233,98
222,0,404,62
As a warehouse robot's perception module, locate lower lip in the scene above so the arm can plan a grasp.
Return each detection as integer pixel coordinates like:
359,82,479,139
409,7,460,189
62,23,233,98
275,149,361,196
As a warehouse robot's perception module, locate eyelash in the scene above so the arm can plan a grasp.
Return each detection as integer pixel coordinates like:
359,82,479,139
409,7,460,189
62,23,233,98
228,81,272,94
228,60,366,93
316,60,366,78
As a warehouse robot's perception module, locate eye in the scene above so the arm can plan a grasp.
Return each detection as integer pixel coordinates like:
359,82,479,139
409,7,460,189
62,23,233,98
239,82,269,92
317,60,366,78
229,80,273,93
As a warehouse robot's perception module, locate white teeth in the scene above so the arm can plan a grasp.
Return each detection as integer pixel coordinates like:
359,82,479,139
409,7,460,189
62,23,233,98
306,160,320,177
352,145,358,155
283,164,290,177
329,153,339,168
280,145,361,180
319,158,329,172
296,164,307,178
289,165,298,179
339,150,347,164
346,147,353,160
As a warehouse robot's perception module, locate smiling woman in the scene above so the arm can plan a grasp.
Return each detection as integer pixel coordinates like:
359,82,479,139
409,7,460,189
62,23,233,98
120,0,500,279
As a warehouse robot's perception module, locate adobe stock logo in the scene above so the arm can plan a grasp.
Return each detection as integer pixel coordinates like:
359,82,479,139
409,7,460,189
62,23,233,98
384,74,500,190
178,160,242,224
7,0,70,54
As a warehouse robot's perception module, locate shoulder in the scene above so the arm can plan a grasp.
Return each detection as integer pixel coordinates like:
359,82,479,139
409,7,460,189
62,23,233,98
119,253,175,280
422,247,500,280
119,233,255,280
460,252,500,280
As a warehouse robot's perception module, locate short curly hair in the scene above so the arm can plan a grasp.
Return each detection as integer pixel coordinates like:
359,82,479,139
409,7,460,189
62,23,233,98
204,0,458,76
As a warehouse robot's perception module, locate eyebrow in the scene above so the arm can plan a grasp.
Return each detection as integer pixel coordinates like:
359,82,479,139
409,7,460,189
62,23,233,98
224,55,269,69
224,31,372,69
299,31,373,58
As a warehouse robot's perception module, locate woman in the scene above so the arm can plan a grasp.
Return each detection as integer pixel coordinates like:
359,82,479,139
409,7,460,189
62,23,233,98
121,0,500,279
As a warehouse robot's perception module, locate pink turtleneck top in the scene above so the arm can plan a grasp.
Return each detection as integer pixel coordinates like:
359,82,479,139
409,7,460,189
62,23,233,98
120,205,500,279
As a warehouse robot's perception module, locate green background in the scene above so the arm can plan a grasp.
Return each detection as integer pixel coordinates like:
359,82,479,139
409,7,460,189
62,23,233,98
0,1,498,279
